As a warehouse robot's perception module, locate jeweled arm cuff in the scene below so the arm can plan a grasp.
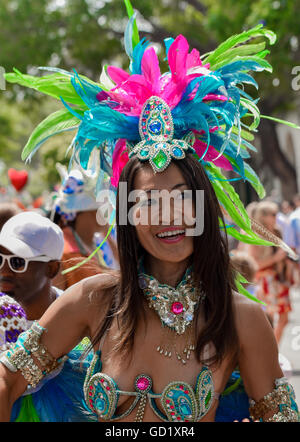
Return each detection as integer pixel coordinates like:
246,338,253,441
0,321,68,388
249,377,300,422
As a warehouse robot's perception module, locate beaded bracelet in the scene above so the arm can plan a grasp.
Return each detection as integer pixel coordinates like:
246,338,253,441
0,322,67,388
249,378,299,422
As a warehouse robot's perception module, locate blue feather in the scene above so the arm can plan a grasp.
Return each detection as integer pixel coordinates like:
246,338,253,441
11,349,97,422
131,38,150,74
216,59,267,75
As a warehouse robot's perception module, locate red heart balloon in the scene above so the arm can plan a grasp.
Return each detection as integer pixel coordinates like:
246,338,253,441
8,168,28,192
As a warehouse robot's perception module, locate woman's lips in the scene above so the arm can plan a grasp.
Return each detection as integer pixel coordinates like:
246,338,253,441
156,228,186,244
157,234,185,244
0,280,15,293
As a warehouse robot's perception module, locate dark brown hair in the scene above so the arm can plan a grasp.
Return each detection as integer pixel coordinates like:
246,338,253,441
90,154,239,367
0,202,21,231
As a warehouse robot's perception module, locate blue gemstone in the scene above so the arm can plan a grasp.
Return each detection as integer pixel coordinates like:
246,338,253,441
184,313,193,322
95,398,106,411
156,142,167,149
179,401,192,416
172,147,183,157
140,149,149,157
149,120,162,134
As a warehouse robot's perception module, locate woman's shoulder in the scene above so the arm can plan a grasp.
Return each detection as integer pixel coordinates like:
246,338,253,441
232,291,276,351
58,270,119,311
80,270,120,300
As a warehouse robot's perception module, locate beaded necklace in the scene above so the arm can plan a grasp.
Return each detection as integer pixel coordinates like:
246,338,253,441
138,264,206,364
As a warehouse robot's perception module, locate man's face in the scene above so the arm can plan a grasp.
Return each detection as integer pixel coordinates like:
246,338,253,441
0,245,50,304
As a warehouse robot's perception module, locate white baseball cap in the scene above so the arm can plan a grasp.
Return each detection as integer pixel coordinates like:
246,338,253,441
0,211,64,260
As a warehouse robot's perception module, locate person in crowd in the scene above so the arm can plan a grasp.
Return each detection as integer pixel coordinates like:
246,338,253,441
49,168,118,290
0,7,298,423
284,195,300,286
0,211,64,321
0,292,29,352
245,201,293,343
0,211,96,422
230,249,293,380
230,250,258,296
0,202,21,231
276,200,295,243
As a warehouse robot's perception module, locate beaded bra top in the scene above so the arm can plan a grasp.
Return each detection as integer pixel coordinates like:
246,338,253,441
84,267,218,422
83,350,219,422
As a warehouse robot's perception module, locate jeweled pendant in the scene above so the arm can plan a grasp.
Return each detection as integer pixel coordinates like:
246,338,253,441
129,96,195,173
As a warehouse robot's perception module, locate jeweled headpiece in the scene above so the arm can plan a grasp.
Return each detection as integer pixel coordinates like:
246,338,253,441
129,96,194,172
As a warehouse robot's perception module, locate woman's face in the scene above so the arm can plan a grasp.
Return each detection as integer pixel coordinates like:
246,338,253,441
132,162,195,264
262,210,277,230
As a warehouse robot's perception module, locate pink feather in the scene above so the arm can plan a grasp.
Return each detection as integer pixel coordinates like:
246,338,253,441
203,94,228,102
111,139,129,187
186,48,202,69
107,66,130,85
193,139,233,170
141,47,161,93
168,35,189,82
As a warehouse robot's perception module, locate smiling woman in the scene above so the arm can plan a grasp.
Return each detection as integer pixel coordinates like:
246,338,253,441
0,1,299,423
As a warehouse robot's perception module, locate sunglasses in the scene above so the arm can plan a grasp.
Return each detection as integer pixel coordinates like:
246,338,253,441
0,254,51,273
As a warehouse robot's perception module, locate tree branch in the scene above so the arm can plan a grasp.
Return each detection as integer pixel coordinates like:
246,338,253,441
183,0,207,14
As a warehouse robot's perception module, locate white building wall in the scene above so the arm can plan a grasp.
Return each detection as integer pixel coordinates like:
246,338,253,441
276,110,300,194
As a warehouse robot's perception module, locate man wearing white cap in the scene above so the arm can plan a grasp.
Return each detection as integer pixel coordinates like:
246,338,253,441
0,211,64,321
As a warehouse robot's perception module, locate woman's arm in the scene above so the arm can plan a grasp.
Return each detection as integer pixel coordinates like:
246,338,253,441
0,273,114,421
247,244,286,271
235,294,298,421
257,249,287,271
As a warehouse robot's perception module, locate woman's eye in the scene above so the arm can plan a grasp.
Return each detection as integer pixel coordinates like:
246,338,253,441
177,191,192,200
140,198,157,207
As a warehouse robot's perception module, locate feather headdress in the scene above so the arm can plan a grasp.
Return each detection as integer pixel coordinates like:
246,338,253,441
5,1,299,291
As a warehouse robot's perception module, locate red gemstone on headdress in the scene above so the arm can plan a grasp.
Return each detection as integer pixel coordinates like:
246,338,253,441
137,376,150,391
171,302,184,315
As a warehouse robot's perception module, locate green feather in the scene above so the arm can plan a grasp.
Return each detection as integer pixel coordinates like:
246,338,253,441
124,0,140,48
210,46,269,71
231,126,254,142
207,163,251,228
22,108,83,161
241,98,261,130
204,25,276,65
235,272,266,305
14,396,41,422
258,114,300,130
225,225,274,247
5,69,90,108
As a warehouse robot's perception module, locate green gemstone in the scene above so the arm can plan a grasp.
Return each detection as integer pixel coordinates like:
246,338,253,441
205,390,211,408
152,150,168,169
